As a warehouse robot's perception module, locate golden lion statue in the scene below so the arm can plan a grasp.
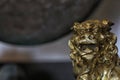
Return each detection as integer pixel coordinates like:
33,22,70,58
68,19,120,80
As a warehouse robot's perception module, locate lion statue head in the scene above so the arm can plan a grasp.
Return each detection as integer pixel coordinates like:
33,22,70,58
69,19,120,80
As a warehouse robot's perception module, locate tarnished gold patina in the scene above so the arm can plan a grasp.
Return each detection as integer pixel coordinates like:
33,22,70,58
68,19,120,80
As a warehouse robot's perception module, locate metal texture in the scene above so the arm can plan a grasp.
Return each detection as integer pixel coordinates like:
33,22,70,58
68,19,120,80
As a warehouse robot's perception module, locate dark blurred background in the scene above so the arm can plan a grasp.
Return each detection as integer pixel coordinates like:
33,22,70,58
0,0,99,45
0,63,74,80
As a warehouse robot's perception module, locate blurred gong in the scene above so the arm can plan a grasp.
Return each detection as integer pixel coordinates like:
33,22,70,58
0,0,99,45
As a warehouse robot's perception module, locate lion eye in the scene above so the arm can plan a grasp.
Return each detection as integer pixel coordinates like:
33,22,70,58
82,46,86,50
79,44,86,50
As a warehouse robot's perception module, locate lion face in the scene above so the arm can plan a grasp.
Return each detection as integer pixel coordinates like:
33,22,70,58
72,19,114,60
69,19,119,80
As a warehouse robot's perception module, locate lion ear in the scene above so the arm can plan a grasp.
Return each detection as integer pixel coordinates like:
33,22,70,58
71,22,80,30
102,19,114,27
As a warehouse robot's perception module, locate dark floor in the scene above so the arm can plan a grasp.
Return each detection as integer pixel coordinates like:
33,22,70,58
0,62,75,80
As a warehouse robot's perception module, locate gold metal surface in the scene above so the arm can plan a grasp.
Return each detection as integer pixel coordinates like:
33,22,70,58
68,19,120,80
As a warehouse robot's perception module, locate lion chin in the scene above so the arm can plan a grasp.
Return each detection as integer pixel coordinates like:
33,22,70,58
69,19,120,80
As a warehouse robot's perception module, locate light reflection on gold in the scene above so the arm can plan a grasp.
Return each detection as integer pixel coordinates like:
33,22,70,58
68,19,120,80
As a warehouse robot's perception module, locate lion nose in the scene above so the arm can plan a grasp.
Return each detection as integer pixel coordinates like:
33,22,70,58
83,48,93,53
